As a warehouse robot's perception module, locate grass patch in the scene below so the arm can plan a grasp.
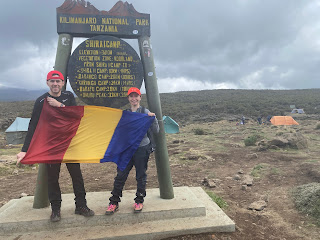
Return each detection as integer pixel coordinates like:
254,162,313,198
305,159,319,163
0,147,20,156
271,167,281,175
251,163,268,178
205,190,228,209
0,166,12,176
292,183,320,226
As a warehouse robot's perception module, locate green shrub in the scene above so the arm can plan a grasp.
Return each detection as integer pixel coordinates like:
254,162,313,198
315,123,320,130
193,128,205,135
244,134,260,146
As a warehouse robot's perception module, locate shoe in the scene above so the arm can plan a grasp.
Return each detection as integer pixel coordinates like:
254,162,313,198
105,204,118,215
50,210,61,222
75,206,95,217
134,203,143,213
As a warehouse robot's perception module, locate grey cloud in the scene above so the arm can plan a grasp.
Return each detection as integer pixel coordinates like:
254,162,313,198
0,0,319,91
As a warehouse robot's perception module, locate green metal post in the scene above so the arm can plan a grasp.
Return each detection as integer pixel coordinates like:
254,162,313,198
33,34,73,208
138,36,174,199
54,33,74,90
33,164,49,208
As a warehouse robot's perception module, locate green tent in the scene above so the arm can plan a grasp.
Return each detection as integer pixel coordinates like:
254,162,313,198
163,116,179,134
5,117,31,144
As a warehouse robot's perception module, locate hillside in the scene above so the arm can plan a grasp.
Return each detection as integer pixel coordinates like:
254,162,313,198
157,89,320,124
1,89,320,239
1,89,320,130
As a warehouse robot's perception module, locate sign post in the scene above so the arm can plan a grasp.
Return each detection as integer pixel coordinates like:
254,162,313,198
54,33,74,90
138,36,174,199
33,0,174,207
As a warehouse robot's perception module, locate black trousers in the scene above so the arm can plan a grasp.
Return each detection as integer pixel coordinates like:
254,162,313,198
110,144,150,204
46,163,87,211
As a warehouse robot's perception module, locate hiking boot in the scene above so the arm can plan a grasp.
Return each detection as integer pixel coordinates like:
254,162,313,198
50,210,61,222
134,203,143,213
75,206,95,217
105,204,118,215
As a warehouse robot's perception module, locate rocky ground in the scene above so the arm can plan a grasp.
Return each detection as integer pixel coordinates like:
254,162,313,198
1,119,320,240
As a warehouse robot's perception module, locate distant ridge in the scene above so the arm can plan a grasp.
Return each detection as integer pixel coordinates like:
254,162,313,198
0,87,47,102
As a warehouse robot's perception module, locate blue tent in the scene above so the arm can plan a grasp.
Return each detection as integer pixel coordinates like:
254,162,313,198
291,109,305,114
5,117,30,144
163,116,179,134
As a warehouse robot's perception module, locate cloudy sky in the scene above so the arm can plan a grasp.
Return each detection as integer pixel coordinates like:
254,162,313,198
1,0,320,93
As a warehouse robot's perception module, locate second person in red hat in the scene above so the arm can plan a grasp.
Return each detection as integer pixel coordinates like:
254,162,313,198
106,87,159,214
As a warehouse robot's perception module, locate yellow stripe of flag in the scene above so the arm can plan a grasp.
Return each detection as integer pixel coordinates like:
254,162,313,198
63,106,123,163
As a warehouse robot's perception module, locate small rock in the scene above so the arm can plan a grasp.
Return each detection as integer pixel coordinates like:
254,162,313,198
20,193,29,198
207,180,216,188
202,178,209,186
268,138,288,147
257,146,268,151
241,185,247,190
242,175,253,186
202,178,216,188
269,145,280,150
233,174,241,180
247,153,258,159
261,195,269,202
248,200,267,211
187,155,199,161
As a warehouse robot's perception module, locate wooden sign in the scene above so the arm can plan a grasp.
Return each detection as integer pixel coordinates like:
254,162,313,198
68,35,143,108
57,0,150,38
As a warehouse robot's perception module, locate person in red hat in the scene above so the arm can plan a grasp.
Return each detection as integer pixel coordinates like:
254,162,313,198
106,87,159,214
16,70,94,222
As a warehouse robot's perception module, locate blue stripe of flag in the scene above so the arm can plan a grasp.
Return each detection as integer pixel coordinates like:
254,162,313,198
101,111,154,171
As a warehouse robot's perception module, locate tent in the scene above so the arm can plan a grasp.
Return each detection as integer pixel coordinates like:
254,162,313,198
5,117,30,144
270,116,299,126
163,116,179,133
291,109,305,114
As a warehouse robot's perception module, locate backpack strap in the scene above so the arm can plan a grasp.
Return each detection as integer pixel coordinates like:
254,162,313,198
141,106,156,153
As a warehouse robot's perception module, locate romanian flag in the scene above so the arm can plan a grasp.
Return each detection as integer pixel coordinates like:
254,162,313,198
21,99,154,171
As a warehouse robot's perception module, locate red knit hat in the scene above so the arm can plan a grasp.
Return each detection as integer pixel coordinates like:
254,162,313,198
47,70,64,81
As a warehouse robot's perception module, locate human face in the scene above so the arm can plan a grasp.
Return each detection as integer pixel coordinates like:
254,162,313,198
47,78,64,97
128,92,141,107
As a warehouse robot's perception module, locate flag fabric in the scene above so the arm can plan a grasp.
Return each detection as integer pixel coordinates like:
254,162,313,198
21,99,154,171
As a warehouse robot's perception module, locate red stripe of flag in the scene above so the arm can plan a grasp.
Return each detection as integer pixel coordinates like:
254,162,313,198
22,99,84,164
